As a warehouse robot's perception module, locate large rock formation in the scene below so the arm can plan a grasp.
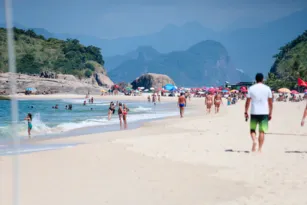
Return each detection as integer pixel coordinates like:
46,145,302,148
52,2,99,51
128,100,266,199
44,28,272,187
0,73,112,95
131,73,175,89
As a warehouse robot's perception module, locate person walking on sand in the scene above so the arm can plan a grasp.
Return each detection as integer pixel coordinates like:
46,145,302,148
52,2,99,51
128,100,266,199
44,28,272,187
214,91,223,113
25,113,32,139
148,95,151,103
245,73,273,153
205,92,213,114
122,104,130,129
178,93,186,118
300,102,307,126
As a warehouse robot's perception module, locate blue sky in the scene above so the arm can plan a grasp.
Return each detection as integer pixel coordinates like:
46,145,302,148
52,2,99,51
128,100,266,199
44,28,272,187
1,0,307,38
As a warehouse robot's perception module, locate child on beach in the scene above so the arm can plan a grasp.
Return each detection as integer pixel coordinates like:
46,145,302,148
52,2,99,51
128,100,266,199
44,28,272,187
25,113,32,139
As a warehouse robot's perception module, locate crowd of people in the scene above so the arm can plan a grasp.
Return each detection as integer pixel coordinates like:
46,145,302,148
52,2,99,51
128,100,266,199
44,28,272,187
24,72,307,154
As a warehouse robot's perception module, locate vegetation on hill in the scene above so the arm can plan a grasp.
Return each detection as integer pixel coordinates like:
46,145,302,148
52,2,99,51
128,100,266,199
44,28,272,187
0,28,105,78
266,30,307,90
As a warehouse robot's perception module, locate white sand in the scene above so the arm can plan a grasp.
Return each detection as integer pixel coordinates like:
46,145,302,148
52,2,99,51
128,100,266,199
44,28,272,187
1,97,307,205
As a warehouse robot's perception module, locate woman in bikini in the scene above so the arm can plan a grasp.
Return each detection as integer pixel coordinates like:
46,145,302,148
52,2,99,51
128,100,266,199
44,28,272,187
122,104,130,129
118,102,124,127
214,92,223,113
108,101,115,120
25,113,32,139
205,92,213,114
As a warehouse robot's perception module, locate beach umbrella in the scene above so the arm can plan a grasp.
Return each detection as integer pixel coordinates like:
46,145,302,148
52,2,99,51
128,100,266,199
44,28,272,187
25,87,36,92
208,88,215,93
222,90,229,93
230,89,238,93
144,89,149,92
125,87,132,91
291,90,299,94
278,88,291,93
163,84,175,91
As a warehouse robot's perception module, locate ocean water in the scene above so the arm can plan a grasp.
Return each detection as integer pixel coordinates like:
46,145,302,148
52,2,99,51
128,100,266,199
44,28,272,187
0,98,177,140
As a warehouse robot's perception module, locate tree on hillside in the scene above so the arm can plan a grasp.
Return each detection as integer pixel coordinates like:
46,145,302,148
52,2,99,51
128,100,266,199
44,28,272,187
267,30,307,89
17,53,41,74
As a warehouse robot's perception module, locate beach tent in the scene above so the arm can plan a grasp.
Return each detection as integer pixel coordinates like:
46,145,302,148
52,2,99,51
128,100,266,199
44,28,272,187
163,84,175,91
278,88,291,93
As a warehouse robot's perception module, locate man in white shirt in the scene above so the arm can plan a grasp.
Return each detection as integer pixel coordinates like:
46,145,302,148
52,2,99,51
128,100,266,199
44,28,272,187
245,73,273,152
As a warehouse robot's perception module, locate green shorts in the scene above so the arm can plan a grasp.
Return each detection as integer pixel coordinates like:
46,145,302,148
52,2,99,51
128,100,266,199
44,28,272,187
250,115,268,133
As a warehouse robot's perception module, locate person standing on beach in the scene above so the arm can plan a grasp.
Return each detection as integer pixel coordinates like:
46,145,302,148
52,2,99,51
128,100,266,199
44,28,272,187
118,102,124,128
245,73,273,152
148,95,151,103
178,93,186,118
300,102,307,126
205,92,213,114
214,91,222,113
122,104,130,129
152,93,156,105
25,113,32,139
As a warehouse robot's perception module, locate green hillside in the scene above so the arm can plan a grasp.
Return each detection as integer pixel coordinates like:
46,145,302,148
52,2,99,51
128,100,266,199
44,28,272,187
266,30,307,90
0,28,105,78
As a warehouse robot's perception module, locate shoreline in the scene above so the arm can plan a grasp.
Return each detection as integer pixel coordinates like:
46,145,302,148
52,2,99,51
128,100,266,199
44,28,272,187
0,98,180,146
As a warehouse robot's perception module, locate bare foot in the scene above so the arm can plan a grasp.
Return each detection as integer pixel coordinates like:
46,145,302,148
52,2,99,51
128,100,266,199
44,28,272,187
252,142,257,152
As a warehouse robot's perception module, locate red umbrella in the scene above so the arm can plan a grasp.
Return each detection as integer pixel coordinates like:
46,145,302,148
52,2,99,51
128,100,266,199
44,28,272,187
208,88,215,93
291,90,299,94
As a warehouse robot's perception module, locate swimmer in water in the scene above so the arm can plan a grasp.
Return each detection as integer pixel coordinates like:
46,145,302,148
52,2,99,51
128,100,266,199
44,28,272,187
24,113,32,139
108,101,115,120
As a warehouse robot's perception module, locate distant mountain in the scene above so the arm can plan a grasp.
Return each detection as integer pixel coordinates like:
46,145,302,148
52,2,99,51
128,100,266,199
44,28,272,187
220,9,307,76
108,40,251,86
104,46,160,71
15,21,215,57
0,21,27,30
2,8,306,78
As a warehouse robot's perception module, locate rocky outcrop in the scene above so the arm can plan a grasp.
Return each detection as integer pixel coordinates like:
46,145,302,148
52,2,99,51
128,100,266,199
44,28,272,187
40,71,57,79
94,73,114,87
0,73,112,95
131,73,175,89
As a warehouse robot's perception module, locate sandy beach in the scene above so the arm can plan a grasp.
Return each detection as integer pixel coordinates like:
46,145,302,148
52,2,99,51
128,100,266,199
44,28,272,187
1,96,307,205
